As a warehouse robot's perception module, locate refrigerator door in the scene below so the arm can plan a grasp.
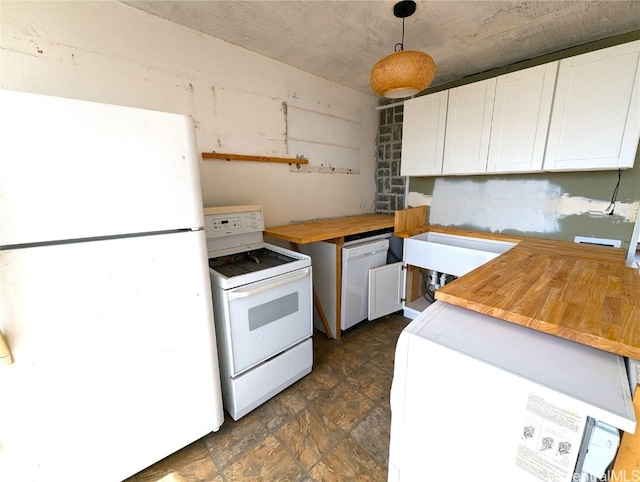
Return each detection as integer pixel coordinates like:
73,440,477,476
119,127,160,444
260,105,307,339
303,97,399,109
0,230,223,482
0,89,204,246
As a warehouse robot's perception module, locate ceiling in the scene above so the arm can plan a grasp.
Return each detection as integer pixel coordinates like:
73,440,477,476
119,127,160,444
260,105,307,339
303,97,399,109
123,1,640,96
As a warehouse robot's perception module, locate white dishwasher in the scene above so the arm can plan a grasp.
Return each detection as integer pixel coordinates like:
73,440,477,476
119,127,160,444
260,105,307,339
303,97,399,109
341,237,389,330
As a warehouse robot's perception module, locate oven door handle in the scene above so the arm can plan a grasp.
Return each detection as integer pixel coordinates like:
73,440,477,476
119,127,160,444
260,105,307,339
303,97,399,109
227,268,310,300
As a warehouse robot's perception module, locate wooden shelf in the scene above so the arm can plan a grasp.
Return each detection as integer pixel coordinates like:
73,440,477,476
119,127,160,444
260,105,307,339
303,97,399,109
202,152,308,164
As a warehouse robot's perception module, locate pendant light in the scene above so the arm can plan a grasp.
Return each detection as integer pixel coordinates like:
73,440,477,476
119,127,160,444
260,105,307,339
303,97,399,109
370,0,435,99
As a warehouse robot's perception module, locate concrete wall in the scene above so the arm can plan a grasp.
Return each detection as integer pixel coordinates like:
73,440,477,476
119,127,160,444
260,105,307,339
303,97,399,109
407,31,640,251
0,1,379,227
410,166,640,249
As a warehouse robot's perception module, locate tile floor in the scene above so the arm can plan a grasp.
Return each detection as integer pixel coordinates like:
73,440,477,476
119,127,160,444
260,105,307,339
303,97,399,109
126,313,411,482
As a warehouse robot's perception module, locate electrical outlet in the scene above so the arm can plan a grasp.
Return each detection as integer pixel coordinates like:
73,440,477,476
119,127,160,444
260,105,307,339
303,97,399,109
574,236,621,248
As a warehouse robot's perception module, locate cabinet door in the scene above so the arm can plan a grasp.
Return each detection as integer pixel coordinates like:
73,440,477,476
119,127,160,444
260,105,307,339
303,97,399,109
368,262,404,320
443,78,496,175
0,232,223,481
487,63,558,173
400,91,448,176
544,41,640,171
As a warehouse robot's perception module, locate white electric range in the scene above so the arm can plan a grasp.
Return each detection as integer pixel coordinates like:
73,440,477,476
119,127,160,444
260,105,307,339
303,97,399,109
204,205,313,420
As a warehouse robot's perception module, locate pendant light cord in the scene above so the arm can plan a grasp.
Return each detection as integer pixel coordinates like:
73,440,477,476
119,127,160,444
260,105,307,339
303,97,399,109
395,17,405,52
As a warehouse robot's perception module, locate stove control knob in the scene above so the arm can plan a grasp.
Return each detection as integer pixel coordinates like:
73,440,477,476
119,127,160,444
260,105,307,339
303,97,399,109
252,222,258,228
250,213,257,219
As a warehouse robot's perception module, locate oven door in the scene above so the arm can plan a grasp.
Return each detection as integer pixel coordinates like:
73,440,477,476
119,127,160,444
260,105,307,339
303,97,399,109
223,267,312,376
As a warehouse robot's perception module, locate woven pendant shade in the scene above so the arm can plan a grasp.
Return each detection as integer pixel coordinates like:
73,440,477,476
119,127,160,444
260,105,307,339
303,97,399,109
370,50,435,99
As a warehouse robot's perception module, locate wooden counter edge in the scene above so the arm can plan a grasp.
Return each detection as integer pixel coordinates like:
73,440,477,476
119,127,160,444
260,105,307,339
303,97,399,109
394,226,429,238
262,229,317,244
393,222,630,249
434,291,640,359
612,384,640,475
394,225,525,244
264,214,394,245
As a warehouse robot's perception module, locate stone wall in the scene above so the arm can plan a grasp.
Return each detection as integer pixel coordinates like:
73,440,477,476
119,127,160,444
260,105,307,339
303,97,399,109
375,103,405,214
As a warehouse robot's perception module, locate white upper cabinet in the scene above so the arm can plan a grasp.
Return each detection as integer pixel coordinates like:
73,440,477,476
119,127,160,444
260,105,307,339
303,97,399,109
487,62,558,173
443,78,496,175
400,91,448,176
399,40,639,177
544,41,640,171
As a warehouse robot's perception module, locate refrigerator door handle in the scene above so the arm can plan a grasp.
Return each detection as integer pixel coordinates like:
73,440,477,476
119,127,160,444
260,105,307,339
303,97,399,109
0,329,13,366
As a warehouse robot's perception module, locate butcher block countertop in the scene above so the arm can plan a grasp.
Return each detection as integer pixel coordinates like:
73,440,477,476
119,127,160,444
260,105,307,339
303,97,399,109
265,209,640,356
425,229,640,359
264,213,395,340
264,214,394,244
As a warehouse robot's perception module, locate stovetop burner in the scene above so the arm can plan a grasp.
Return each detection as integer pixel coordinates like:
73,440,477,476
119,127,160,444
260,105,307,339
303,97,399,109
208,248,296,278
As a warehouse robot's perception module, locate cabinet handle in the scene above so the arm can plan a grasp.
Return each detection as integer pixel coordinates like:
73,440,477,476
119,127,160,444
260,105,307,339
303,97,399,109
0,330,13,366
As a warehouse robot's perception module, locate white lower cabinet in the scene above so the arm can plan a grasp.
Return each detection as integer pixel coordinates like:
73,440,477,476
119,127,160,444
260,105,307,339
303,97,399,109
367,247,424,320
388,301,635,482
368,233,516,320
368,262,404,320
544,40,640,171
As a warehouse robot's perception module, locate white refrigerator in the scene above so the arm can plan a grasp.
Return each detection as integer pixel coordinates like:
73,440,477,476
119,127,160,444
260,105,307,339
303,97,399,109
0,90,224,481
